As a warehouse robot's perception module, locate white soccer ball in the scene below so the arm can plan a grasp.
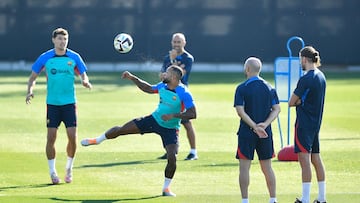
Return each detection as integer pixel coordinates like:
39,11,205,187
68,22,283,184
113,33,134,53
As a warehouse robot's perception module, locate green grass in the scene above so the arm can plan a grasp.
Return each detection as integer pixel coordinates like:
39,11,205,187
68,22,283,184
0,70,360,202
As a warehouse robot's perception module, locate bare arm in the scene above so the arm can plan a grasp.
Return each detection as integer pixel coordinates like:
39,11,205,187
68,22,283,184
235,106,256,129
121,71,154,93
80,72,92,89
289,93,301,107
25,71,38,104
162,106,197,121
257,104,281,128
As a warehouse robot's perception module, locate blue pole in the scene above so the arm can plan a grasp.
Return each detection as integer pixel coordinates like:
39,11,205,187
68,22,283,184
286,36,304,145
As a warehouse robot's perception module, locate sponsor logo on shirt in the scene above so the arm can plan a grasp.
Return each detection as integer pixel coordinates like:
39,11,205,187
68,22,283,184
50,68,70,75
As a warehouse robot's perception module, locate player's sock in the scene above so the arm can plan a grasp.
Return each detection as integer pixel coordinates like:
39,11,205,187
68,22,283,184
269,197,277,203
301,182,311,203
96,134,107,144
162,177,172,191
317,181,326,202
241,198,249,203
66,156,74,170
65,157,74,183
190,148,197,155
48,159,56,175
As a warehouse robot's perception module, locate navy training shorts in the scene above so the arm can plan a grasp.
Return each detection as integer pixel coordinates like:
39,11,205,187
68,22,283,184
236,132,275,160
294,124,320,153
47,104,77,128
133,115,179,147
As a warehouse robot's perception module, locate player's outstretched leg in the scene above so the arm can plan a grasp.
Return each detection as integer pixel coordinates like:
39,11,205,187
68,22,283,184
81,136,100,146
81,121,141,147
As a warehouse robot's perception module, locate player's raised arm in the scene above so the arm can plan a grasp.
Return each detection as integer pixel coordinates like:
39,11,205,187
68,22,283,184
121,71,154,93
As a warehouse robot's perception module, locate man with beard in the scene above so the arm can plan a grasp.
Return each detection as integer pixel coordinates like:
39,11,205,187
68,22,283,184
158,33,198,161
81,65,197,197
290,46,327,203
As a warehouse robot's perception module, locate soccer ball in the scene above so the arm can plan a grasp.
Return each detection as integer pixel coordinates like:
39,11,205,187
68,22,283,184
113,33,134,53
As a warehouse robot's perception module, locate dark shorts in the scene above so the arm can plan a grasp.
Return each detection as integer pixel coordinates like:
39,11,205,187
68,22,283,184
236,132,275,160
294,124,320,153
133,115,179,147
180,119,190,124
47,104,77,128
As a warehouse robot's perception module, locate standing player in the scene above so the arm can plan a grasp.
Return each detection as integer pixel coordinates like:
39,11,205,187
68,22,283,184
159,32,198,161
25,28,92,184
290,46,327,203
234,57,280,203
81,65,197,197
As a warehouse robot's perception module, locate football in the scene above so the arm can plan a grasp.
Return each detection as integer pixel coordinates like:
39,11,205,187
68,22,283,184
113,33,134,53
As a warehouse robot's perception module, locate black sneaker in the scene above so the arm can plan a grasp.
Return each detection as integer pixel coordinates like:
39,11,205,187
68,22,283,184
157,153,167,159
184,153,198,160
313,200,326,203
295,198,302,203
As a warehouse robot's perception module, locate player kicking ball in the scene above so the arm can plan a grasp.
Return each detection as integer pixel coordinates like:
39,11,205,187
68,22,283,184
81,65,197,197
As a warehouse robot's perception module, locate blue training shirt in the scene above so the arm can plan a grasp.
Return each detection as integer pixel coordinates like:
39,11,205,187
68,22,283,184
32,48,87,105
234,76,280,136
161,51,194,86
151,82,195,129
293,69,326,130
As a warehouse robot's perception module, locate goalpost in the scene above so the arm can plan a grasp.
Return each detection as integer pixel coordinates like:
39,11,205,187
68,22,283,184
274,36,304,150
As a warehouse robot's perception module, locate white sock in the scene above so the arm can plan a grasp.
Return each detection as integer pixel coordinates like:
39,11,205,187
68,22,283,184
190,148,197,155
318,181,326,202
269,197,277,203
163,177,172,190
48,159,56,174
302,182,311,203
96,134,107,144
66,157,74,170
242,198,249,203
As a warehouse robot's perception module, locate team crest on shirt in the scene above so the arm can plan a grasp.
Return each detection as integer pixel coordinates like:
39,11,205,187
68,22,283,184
172,96,177,100
67,61,73,66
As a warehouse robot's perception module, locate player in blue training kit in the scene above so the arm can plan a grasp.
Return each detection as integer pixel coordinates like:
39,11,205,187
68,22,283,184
159,33,198,160
81,65,197,197
26,28,92,185
290,46,327,203
234,57,280,203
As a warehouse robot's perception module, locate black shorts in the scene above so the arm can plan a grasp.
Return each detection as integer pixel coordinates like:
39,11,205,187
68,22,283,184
236,132,275,160
133,115,179,147
294,124,320,153
180,119,190,124
47,104,77,128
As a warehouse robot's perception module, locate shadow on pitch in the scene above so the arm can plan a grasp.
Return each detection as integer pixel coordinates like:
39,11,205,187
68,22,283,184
201,162,238,167
0,183,58,192
77,159,163,169
48,195,162,202
321,137,360,141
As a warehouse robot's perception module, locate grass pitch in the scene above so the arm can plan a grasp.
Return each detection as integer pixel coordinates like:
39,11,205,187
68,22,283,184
0,70,359,202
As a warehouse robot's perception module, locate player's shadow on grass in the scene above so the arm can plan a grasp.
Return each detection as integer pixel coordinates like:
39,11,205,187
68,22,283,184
202,162,238,167
77,159,161,169
48,195,162,202
0,183,57,192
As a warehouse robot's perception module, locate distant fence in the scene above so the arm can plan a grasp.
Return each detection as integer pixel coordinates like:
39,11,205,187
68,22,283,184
1,61,358,73
0,61,271,72
0,0,359,65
